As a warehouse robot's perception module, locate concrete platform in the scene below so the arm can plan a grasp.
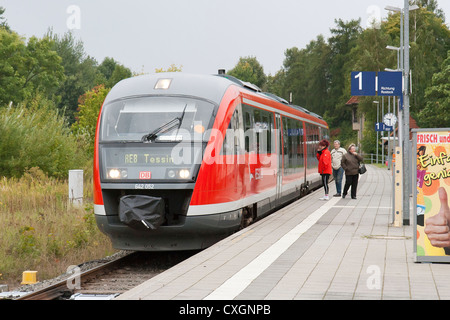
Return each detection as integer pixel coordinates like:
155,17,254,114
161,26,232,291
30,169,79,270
118,165,450,300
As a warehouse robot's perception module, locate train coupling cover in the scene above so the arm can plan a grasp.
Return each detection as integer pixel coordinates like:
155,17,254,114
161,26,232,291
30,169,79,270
119,195,165,230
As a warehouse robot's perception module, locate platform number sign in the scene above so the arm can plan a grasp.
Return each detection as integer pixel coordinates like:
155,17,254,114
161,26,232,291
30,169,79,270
351,71,402,97
351,71,376,96
375,122,393,132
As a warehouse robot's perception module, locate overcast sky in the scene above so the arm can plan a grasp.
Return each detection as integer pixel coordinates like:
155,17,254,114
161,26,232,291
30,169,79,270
2,0,449,75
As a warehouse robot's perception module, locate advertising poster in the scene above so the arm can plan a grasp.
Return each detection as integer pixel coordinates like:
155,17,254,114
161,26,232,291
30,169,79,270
414,129,450,262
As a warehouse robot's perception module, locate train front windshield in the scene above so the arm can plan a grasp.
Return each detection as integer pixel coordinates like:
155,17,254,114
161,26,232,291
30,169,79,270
99,96,216,182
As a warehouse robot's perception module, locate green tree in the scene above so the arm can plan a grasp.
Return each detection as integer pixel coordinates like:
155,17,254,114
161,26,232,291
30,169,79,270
97,57,117,81
289,36,330,113
417,50,450,127
108,64,132,87
327,19,362,106
0,30,26,105
281,35,331,116
0,6,10,31
97,57,132,87
318,19,362,145
283,46,307,104
276,19,363,145
409,7,450,114
384,6,450,119
265,69,287,100
155,64,183,73
417,0,446,21
350,23,390,135
0,96,87,178
227,56,266,88
351,6,449,151
0,29,64,106
21,36,65,99
49,31,98,123
72,85,111,155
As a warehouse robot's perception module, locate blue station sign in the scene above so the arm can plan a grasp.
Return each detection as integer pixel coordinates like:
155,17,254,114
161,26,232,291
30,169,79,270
375,122,393,132
377,71,402,96
351,71,376,96
351,71,402,97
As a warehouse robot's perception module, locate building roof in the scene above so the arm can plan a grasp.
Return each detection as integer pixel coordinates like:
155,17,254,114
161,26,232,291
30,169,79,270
410,115,419,129
346,96,360,105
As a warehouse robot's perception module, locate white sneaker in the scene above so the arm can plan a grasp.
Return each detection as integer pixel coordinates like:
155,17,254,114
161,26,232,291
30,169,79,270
319,195,329,201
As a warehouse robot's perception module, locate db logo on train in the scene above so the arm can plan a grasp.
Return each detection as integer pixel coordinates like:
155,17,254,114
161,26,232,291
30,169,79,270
139,171,152,179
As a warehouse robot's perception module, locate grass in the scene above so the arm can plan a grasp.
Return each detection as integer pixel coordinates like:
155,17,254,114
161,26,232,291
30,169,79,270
0,167,116,290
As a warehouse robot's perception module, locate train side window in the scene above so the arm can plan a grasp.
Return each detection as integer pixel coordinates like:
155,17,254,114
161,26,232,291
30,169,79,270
243,105,254,153
221,107,243,155
257,110,273,155
240,104,274,155
254,108,262,154
283,117,289,173
295,120,305,168
283,117,304,175
319,126,330,142
305,122,319,169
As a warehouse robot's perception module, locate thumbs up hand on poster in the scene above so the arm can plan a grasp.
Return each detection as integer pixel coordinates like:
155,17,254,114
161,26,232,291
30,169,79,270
424,188,450,248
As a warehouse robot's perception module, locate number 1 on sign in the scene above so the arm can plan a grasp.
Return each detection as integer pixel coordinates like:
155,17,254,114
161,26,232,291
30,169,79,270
355,72,362,90
351,71,376,96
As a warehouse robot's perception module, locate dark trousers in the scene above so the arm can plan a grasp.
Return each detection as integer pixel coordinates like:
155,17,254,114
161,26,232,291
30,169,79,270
321,174,330,194
343,174,359,198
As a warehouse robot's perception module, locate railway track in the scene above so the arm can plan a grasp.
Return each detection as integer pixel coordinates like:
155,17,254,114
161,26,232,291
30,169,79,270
16,250,198,300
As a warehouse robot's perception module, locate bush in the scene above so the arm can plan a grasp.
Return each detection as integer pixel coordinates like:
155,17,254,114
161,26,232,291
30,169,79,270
0,96,89,178
0,173,115,285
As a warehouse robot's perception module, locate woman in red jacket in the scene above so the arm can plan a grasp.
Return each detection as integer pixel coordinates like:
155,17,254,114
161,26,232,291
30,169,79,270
316,139,332,200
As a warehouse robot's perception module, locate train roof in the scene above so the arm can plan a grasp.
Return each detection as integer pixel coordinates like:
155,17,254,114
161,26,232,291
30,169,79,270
104,72,325,122
103,73,235,106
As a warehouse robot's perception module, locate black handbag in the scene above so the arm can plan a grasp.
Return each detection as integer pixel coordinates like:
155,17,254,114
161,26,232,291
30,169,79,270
358,163,367,174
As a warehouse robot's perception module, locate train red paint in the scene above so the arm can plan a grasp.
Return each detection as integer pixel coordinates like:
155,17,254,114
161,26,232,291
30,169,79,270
93,73,329,251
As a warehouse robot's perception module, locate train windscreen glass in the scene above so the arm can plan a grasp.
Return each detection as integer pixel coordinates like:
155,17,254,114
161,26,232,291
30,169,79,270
99,96,216,182
100,96,215,142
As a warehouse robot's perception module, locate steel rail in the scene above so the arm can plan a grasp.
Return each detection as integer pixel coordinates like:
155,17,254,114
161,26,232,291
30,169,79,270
16,252,136,300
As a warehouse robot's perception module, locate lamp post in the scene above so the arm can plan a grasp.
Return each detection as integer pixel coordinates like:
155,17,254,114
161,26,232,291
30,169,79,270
385,46,401,172
386,46,400,70
403,3,419,225
385,3,419,225
373,101,379,163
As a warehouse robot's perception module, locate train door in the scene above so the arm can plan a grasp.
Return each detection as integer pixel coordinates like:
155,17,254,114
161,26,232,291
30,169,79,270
275,114,283,203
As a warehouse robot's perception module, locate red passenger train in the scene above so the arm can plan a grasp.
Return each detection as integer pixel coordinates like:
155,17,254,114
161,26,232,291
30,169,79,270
93,72,329,251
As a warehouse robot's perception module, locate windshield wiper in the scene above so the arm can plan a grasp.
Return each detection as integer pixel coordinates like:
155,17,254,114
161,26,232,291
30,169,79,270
141,117,181,142
141,104,188,143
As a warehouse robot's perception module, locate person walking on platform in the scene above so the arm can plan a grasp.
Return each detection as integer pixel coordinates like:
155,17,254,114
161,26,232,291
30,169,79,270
330,140,347,197
341,143,363,200
316,139,332,200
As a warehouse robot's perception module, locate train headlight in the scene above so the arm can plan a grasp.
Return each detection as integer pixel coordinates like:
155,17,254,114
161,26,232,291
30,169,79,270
179,169,190,179
108,169,122,179
154,78,172,90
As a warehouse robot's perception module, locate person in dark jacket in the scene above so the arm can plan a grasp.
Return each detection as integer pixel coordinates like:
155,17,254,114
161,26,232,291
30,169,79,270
341,143,363,199
316,139,332,200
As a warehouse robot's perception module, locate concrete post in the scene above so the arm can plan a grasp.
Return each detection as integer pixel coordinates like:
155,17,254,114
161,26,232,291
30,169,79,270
69,170,83,207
